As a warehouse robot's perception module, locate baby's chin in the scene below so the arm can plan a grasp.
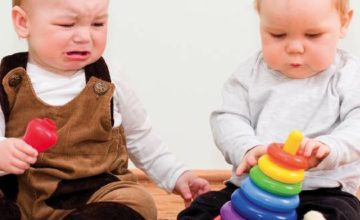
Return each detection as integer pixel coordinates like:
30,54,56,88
279,69,320,79
59,57,100,74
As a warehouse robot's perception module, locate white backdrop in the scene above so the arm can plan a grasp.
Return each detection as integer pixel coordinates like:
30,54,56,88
1,1,360,169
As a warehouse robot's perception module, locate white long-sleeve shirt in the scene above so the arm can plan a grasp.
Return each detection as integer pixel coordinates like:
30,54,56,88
211,49,360,195
0,62,187,193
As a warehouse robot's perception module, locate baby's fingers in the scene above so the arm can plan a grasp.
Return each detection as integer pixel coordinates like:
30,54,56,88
303,141,318,157
8,166,26,175
6,158,29,174
236,161,249,176
247,155,258,167
15,141,38,157
316,145,329,159
10,158,30,171
12,146,37,164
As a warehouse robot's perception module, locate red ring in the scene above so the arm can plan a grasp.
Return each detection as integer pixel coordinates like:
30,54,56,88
267,143,308,169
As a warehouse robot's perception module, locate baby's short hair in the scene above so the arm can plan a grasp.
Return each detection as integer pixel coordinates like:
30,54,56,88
12,0,22,6
254,0,350,15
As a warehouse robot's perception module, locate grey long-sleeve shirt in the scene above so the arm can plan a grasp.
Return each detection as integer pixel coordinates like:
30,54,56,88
211,49,360,195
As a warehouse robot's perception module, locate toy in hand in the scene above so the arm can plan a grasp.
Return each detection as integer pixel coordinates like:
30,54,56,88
23,118,58,152
218,130,308,220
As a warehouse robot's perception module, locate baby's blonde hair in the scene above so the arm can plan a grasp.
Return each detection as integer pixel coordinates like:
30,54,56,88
254,0,350,16
12,0,22,6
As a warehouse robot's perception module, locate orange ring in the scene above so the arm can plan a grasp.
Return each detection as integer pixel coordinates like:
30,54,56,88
267,143,308,169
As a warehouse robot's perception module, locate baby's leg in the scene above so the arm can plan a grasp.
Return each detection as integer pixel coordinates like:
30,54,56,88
177,182,237,220
63,202,144,220
297,187,360,220
0,197,21,220
75,180,157,220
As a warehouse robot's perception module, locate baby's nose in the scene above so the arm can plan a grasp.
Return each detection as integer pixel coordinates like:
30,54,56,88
73,27,91,43
285,40,305,54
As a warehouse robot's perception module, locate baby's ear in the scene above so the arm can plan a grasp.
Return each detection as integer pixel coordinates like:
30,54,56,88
12,5,30,38
340,10,353,38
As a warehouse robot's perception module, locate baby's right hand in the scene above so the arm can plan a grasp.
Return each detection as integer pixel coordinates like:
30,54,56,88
236,145,267,176
0,138,38,174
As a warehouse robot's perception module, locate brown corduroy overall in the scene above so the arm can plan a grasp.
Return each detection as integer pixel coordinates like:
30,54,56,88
0,54,156,220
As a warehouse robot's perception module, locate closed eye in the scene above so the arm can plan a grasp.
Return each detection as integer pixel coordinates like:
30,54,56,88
305,33,322,38
57,23,75,28
92,22,105,27
270,33,286,38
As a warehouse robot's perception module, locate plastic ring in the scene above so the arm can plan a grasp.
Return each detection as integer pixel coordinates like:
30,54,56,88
220,201,245,220
268,143,308,169
213,215,222,220
231,188,297,220
250,165,302,196
258,155,304,184
240,177,299,212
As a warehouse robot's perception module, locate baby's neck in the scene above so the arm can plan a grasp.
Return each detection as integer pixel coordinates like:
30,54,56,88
27,62,82,77
27,61,81,77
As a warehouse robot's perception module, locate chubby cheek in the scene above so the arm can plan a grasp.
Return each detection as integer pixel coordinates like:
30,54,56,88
92,31,107,56
307,42,337,72
33,32,70,54
261,40,283,70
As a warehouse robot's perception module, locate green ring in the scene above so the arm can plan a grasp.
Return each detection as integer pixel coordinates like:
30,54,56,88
249,165,302,196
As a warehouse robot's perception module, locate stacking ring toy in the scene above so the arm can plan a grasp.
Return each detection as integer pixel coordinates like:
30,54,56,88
220,201,245,220
240,177,299,212
258,155,304,184
282,130,303,155
268,143,308,169
231,188,297,220
250,165,302,196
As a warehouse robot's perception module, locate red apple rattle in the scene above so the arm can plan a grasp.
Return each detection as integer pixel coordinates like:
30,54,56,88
23,118,58,152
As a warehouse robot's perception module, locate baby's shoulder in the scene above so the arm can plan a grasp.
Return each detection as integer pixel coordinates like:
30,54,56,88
333,49,360,90
336,49,360,74
100,60,127,87
230,51,263,81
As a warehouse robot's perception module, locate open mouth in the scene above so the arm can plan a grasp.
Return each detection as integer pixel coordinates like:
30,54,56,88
66,51,90,56
65,51,91,60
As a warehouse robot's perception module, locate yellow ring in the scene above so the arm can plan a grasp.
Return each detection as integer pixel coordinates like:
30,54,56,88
258,155,304,184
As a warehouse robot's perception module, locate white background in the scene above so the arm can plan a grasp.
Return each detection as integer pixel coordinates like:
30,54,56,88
1,1,359,169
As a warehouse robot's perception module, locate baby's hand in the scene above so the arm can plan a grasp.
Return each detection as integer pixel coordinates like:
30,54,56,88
298,137,330,169
173,171,210,207
0,138,38,174
236,145,267,176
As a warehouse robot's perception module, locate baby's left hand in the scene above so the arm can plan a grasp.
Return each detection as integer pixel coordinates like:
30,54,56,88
173,171,210,207
299,137,330,169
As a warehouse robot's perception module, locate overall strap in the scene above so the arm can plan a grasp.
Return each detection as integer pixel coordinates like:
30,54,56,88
0,52,28,123
84,57,114,126
0,53,114,125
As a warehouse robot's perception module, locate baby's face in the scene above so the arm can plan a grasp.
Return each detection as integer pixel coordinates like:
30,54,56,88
20,0,109,75
259,0,350,78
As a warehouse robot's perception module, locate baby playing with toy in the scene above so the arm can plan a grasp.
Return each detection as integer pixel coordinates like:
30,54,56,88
178,0,360,219
218,131,309,219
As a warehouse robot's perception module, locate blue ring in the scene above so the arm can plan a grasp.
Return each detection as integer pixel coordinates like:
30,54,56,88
241,177,299,212
231,188,297,220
